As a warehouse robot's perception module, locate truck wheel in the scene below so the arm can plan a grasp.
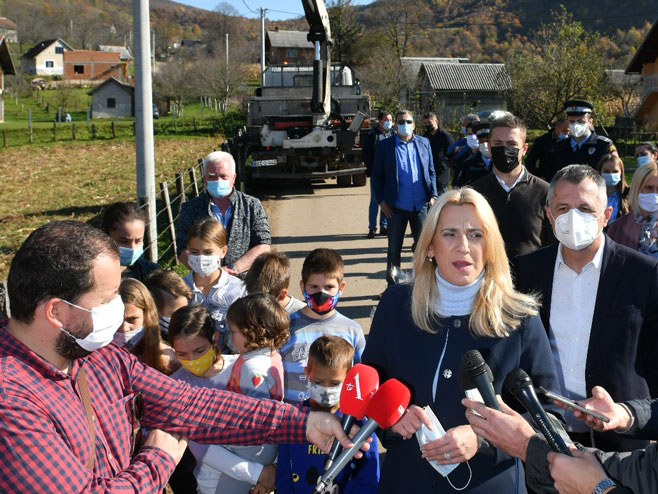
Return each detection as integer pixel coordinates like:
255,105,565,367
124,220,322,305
336,175,351,187
352,173,367,186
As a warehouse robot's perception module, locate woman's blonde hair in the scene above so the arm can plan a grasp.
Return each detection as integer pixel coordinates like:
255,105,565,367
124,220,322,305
119,278,170,374
629,161,658,213
411,188,538,338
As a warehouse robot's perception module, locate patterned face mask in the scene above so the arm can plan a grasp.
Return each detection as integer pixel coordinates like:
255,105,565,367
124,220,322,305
303,290,340,315
178,346,215,377
307,381,341,407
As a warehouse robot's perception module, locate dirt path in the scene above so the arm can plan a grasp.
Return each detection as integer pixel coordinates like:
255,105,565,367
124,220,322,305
259,178,415,334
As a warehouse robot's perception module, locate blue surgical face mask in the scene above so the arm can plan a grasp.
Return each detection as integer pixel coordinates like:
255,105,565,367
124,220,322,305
382,121,393,131
397,123,413,137
602,172,621,187
637,155,652,167
207,179,232,198
558,133,568,140
119,245,144,267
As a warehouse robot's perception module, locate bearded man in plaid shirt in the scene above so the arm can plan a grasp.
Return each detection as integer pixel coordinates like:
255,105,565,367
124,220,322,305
0,220,367,494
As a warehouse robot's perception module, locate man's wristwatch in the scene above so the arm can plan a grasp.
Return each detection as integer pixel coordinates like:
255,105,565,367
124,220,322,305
592,478,617,494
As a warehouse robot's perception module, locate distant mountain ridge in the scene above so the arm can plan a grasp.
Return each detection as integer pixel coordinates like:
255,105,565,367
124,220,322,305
2,0,655,68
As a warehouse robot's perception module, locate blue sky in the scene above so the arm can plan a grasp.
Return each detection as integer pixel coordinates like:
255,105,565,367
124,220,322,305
174,0,374,20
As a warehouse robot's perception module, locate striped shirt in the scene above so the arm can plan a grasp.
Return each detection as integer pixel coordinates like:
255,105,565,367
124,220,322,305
280,310,365,404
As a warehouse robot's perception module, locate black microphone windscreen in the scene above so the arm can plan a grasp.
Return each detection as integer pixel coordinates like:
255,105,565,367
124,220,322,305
504,368,533,396
459,350,493,391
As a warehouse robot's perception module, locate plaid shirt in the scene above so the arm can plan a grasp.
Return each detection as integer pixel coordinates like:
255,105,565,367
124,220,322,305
0,322,308,494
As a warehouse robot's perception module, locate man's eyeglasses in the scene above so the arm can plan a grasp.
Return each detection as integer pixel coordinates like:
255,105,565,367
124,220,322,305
398,120,413,125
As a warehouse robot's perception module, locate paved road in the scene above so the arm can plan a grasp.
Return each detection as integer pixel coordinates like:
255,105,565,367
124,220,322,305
258,178,415,334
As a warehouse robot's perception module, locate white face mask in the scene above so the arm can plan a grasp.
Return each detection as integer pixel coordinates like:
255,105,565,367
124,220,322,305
569,122,589,139
188,254,221,277
466,134,479,149
479,142,491,158
551,208,603,251
307,381,341,407
113,327,144,348
638,193,658,213
60,296,125,352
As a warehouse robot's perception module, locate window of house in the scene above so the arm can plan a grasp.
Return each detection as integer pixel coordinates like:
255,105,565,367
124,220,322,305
286,48,298,58
45,61,54,68
74,65,84,74
55,47,63,54
107,98,116,108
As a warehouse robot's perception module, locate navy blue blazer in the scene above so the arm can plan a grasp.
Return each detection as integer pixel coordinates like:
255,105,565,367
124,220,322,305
371,134,438,208
514,236,658,452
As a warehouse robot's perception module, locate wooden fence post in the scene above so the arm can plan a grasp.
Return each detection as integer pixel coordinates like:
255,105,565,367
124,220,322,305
91,124,96,139
159,182,178,264
72,124,76,140
111,121,116,138
189,167,199,197
53,123,57,141
138,196,157,262
175,173,185,203
2,130,5,147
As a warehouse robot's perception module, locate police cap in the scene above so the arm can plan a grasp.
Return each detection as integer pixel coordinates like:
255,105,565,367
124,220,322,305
473,122,490,137
564,99,594,116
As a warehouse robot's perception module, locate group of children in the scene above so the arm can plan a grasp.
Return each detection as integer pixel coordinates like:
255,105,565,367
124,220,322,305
101,202,379,494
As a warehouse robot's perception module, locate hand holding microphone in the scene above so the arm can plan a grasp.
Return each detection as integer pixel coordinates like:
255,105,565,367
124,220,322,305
504,369,572,456
458,349,501,412
324,364,379,470
313,378,411,494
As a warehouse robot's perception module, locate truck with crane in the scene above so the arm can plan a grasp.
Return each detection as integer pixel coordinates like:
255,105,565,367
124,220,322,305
227,0,371,187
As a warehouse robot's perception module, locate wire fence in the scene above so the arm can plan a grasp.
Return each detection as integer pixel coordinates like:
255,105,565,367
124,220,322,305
139,159,206,269
0,159,207,319
0,119,231,147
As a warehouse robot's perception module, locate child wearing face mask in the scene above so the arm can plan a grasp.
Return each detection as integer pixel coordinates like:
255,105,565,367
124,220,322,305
275,336,379,494
170,305,279,494
145,269,192,342
116,278,179,375
183,217,246,351
101,202,160,282
190,293,291,494
279,248,365,404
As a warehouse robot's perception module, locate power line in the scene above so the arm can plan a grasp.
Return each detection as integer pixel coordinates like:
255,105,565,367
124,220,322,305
241,0,258,14
267,8,304,16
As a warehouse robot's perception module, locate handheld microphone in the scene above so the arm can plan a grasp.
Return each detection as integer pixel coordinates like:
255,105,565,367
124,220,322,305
504,369,572,456
324,364,379,470
313,378,410,493
458,350,501,412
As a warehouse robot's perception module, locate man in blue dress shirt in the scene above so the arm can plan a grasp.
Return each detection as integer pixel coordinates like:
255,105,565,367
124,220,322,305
372,110,438,287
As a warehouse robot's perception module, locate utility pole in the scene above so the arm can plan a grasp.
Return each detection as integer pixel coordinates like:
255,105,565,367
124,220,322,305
225,33,229,108
151,29,155,71
260,7,266,87
133,0,157,261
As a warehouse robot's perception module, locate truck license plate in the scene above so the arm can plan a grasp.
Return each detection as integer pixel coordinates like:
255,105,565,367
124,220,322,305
251,159,278,167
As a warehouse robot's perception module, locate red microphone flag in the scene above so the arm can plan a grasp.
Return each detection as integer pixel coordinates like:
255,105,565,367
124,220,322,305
365,378,411,429
340,364,380,419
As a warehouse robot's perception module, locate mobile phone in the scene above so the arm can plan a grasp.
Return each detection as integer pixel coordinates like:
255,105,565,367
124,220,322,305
538,386,610,423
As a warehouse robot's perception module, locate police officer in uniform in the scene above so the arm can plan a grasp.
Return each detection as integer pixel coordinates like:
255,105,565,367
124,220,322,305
453,122,491,186
550,99,617,179
525,117,569,181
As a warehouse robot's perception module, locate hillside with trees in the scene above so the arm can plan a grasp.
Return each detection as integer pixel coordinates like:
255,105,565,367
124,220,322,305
2,0,654,68
2,0,655,127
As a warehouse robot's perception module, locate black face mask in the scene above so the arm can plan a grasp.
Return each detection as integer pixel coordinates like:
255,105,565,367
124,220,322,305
491,146,520,173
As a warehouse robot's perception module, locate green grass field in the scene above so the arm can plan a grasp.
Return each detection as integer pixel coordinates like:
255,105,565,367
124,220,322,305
1,89,246,147
0,136,221,278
